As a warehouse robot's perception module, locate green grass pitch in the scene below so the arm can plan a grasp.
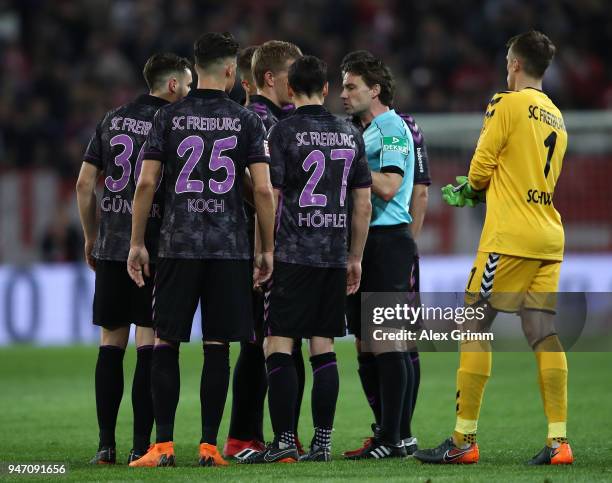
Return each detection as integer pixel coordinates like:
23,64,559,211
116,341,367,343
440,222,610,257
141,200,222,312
0,342,611,482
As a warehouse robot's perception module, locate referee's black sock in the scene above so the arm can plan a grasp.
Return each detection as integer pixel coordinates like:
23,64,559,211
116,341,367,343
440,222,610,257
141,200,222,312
357,352,381,425
267,352,297,446
310,352,339,448
132,344,153,453
399,351,415,440
95,345,125,449
293,341,305,436
200,344,230,446
376,351,407,444
228,341,267,441
151,344,180,443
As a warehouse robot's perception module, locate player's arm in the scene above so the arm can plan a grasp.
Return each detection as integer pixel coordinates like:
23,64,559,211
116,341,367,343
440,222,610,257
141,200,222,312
77,120,104,270
128,109,166,286
128,159,161,286
468,93,511,190
76,162,101,270
348,187,372,294
247,112,276,286
346,139,373,294
371,131,412,201
249,162,275,286
242,168,254,207
409,184,428,239
371,171,403,202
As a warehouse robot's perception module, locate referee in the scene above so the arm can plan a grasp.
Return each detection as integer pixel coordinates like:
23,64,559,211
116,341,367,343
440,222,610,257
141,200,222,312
340,53,419,460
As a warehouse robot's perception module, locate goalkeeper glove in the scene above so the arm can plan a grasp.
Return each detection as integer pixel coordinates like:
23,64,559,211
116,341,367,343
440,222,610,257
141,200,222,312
441,176,485,208
455,176,485,202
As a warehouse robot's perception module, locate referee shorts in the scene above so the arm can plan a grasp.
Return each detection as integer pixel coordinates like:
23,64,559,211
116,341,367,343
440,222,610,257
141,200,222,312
346,224,419,339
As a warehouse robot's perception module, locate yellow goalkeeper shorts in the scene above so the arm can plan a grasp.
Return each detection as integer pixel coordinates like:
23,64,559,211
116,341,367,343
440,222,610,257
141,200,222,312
464,251,561,313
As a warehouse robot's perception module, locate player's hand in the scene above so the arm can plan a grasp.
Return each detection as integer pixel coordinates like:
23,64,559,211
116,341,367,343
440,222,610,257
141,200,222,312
347,257,362,295
441,184,477,207
254,251,273,289
84,239,96,271
127,245,150,288
253,252,264,291
455,176,485,203
441,175,484,207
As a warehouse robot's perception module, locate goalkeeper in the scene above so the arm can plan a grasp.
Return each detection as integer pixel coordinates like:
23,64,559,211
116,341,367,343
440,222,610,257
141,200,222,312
414,30,573,466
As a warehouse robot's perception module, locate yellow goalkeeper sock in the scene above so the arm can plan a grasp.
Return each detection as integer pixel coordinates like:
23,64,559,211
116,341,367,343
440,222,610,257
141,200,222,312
453,340,492,448
534,334,568,447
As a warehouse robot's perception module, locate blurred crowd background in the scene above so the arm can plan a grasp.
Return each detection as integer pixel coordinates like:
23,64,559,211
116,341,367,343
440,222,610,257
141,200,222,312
0,0,611,262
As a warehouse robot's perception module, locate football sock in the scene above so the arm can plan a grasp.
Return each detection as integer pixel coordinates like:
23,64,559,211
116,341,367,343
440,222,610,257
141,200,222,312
132,344,154,452
293,341,305,436
533,335,568,446
200,344,230,446
96,345,125,449
453,340,492,448
410,350,421,415
267,352,297,444
310,352,339,447
313,427,333,450
376,352,407,444
151,344,180,443
357,353,381,424
228,341,266,441
399,351,415,440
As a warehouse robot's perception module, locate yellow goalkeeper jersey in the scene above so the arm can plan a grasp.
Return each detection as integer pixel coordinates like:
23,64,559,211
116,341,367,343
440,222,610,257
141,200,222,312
468,87,567,261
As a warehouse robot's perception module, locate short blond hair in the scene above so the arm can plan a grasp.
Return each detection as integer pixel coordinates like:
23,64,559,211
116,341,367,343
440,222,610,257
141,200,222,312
251,40,302,89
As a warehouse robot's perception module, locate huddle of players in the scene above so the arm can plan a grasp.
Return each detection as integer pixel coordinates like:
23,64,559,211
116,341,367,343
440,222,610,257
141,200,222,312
77,32,430,467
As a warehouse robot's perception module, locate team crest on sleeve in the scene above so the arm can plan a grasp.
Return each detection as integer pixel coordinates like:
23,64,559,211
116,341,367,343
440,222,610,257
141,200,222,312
382,136,409,155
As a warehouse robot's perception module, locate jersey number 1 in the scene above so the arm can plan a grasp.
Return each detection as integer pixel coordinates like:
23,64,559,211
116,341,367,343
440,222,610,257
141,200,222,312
543,131,557,178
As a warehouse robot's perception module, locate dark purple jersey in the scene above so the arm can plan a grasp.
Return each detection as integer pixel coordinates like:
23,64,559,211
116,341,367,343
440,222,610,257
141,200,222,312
142,89,269,259
247,95,285,132
244,95,285,253
83,94,168,261
350,112,431,185
397,113,431,186
269,105,372,268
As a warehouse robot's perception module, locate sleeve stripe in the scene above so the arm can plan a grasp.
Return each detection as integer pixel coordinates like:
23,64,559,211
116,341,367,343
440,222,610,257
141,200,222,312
247,155,270,165
350,182,373,188
380,165,404,176
83,154,100,162
143,151,164,161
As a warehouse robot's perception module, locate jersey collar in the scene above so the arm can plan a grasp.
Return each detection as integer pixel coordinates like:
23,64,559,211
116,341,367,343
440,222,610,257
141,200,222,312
135,94,170,108
294,104,328,116
371,108,396,124
249,94,284,118
188,89,229,100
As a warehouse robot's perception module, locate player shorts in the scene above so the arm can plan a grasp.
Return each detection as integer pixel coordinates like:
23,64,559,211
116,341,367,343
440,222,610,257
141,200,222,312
264,261,347,339
464,251,561,313
93,260,155,329
153,258,253,342
346,224,419,339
